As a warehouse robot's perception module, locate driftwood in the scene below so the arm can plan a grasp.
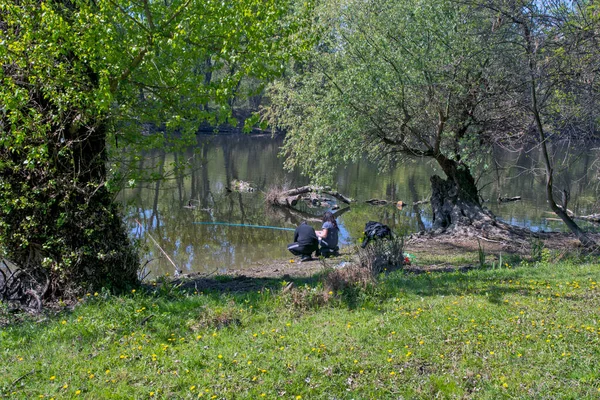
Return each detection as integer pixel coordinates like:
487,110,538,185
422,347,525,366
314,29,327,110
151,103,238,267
365,199,389,205
365,199,406,209
574,213,600,224
413,199,430,206
184,199,212,212
545,210,600,224
304,194,335,207
498,196,521,203
556,207,599,224
227,179,255,193
271,185,352,207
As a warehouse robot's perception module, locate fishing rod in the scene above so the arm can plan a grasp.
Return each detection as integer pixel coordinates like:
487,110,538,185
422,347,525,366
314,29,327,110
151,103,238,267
135,219,181,275
193,221,295,232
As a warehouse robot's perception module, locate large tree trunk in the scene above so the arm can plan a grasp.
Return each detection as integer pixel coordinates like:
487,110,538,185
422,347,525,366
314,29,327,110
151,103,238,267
1,108,140,300
0,0,149,306
49,121,140,295
430,156,496,232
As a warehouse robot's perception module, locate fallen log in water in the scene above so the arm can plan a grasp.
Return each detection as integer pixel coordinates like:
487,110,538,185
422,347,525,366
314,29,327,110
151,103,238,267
269,185,352,207
545,209,600,224
365,198,389,205
498,196,521,203
574,213,600,224
413,199,430,206
365,199,406,209
227,179,255,193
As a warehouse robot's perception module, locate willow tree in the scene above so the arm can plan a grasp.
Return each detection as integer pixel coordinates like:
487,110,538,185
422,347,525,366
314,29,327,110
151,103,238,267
0,0,307,302
267,0,514,234
471,0,599,248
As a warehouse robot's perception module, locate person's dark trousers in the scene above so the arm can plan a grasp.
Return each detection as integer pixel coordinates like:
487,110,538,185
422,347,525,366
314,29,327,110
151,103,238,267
319,241,339,258
287,242,317,259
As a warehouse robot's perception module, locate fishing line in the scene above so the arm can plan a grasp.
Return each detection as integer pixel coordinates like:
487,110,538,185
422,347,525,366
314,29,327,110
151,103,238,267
193,221,295,232
135,219,180,274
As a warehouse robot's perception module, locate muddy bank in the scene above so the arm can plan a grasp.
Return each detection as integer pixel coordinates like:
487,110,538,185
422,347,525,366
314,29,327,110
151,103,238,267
169,231,599,293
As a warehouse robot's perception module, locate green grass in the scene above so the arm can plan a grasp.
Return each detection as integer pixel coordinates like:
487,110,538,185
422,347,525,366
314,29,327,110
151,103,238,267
1,259,600,399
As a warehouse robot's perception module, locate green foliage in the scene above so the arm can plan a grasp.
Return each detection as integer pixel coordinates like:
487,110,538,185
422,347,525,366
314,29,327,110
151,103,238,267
478,240,487,269
266,0,599,238
265,0,495,184
0,0,310,299
541,1,600,140
530,236,545,263
475,0,600,245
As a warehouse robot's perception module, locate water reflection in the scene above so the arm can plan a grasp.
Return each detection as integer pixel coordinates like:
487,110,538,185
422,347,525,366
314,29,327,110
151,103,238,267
118,135,598,277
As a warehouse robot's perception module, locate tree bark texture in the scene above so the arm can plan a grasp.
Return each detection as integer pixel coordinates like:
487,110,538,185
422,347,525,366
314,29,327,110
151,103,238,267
1,107,139,299
430,156,496,231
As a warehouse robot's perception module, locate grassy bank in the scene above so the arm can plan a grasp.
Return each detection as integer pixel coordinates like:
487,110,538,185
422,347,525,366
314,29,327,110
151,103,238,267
1,258,599,399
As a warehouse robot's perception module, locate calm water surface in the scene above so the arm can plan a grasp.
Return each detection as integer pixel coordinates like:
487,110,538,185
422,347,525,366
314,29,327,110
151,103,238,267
118,135,599,277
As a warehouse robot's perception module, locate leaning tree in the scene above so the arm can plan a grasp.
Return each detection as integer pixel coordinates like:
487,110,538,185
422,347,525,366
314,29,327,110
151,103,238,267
472,0,599,248
0,0,308,306
266,0,516,235
266,0,599,245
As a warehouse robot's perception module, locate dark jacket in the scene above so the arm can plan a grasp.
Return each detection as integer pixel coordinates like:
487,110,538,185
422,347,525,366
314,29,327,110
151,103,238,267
294,222,318,247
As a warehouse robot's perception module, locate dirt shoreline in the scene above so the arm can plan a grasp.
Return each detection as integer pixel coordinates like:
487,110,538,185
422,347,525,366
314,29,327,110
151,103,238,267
170,232,599,292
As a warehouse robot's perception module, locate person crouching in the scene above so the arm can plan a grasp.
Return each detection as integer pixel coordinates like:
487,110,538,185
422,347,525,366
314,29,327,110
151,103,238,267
316,211,340,258
287,221,319,262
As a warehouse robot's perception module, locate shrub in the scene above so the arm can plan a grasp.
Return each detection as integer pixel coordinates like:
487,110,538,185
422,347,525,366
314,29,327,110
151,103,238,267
357,235,405,274
285,283,329,310
323,265,375,293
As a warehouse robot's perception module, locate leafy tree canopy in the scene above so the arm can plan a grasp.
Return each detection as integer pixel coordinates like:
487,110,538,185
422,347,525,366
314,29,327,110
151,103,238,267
0,0,312,300
265,0,599,239
267,0,498,185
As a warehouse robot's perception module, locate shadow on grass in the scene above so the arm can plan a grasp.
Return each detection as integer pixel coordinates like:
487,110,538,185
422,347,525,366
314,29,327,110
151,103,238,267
147,261,560,312
164,273,324,295
4,262,590,330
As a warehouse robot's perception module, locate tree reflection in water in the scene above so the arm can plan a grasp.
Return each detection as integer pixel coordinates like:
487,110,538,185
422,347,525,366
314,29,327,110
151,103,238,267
119,135,599,277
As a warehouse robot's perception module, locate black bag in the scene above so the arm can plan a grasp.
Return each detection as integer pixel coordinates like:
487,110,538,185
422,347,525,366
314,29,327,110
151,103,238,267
361,221,393,248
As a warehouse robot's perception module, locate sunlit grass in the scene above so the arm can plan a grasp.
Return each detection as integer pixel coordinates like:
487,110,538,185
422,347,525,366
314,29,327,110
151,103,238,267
1,259,599,399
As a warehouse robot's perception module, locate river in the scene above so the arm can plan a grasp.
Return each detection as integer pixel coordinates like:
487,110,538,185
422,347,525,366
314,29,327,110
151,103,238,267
118,134,599,277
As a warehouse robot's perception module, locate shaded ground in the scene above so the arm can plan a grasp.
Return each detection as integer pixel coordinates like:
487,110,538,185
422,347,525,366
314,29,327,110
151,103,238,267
4,230,596,324
170,231,600,293
406,230,594,257
170,250,354,293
